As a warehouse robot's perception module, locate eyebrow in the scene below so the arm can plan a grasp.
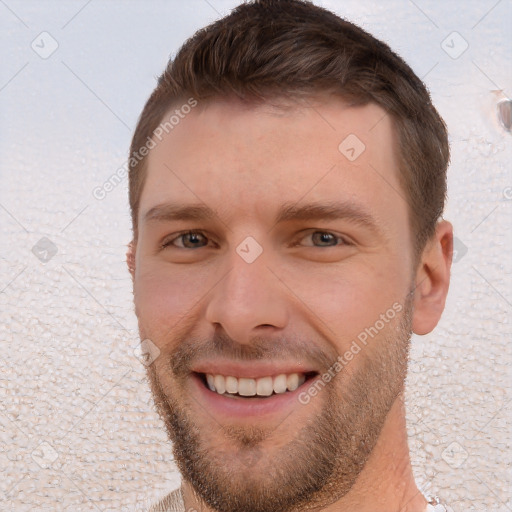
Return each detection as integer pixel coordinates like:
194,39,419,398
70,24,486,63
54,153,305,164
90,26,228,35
142,200,380,233
143,203,217,223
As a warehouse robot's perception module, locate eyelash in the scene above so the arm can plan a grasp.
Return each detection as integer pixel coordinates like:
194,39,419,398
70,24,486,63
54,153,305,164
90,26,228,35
160,230,351,250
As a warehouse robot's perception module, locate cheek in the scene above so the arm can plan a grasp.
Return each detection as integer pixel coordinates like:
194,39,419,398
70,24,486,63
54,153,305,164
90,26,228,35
285,259,406,343
133,267,207,338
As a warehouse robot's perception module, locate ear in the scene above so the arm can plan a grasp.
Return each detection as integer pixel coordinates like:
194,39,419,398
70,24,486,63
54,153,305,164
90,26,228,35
126,240,136,280
412,220,453,335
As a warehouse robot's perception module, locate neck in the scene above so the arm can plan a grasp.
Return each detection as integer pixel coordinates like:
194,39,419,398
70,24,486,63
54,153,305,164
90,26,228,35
182,394,428,512
329,394,428,511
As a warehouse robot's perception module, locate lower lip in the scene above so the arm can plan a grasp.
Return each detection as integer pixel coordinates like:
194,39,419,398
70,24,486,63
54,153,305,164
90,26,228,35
190,373,318,419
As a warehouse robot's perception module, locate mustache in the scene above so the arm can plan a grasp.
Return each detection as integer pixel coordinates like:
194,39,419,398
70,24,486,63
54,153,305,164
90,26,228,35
168,331,339,379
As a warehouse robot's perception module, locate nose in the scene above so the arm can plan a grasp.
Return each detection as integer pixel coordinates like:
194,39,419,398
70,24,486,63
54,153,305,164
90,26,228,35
205,245,289,344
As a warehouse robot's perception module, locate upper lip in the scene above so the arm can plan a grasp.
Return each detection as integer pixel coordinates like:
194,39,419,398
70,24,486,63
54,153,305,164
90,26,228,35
192,359,318,379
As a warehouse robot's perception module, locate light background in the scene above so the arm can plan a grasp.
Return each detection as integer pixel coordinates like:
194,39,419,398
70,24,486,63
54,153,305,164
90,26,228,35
0,0,510,510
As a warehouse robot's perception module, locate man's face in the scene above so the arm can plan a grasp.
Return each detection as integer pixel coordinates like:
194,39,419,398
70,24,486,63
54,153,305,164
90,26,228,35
132,96,416,512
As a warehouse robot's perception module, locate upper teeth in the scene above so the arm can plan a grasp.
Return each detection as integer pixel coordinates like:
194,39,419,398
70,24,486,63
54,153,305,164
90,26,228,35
205,373,307,396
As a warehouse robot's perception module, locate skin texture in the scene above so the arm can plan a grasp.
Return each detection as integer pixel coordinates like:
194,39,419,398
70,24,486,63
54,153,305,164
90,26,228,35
127,95,453,512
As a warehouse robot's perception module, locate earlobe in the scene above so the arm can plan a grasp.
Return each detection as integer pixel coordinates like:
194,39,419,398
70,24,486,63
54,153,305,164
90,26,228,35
126,241,136,279
412,221,453,335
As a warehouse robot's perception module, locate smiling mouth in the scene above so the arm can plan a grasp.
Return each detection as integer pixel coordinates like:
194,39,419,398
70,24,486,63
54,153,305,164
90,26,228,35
195,371,318,399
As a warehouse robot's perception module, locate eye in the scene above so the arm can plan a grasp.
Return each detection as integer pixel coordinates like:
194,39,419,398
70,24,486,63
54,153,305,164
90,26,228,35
161,231,210,249
296,230,350,247
160,229,349,251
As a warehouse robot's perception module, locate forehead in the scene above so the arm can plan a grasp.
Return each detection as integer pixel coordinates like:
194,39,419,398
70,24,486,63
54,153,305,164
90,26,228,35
139,96,406,229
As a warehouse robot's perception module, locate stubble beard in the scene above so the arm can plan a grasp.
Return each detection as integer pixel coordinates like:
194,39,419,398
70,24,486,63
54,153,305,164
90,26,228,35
145,294,413,512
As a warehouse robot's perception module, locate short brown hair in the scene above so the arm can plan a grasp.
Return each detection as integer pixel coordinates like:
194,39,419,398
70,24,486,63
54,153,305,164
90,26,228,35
128,0,449,261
